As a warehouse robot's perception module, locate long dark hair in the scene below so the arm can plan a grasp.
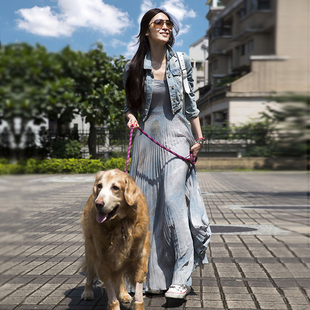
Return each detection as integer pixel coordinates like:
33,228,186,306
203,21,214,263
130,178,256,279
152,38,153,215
125,8,176,111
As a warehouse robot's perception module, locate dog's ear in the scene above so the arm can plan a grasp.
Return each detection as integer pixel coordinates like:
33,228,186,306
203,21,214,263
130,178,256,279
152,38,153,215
124,175,140,207
95,171,105,182
93,171,105,195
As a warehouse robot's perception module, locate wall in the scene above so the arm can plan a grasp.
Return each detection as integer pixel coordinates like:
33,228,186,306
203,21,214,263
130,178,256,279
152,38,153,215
229,98,275,125
231,0,310,93
195,157,307,170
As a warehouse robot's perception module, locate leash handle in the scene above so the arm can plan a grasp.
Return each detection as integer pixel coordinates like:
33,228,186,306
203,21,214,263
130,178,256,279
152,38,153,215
124,125,134,173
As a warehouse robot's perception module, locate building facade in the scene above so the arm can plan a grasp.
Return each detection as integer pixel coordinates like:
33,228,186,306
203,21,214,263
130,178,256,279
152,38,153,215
189,36,209,100
198,0,310,127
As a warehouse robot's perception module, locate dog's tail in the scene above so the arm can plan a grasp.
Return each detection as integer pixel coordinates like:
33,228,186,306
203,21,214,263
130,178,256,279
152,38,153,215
79,258,87,274
79,258,97,283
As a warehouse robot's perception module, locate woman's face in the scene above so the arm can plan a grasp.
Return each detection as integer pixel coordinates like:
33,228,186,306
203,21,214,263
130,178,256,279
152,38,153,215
146,13,172,45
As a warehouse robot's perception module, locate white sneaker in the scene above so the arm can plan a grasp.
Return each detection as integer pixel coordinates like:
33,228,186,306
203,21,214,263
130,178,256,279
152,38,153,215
165,285,190,299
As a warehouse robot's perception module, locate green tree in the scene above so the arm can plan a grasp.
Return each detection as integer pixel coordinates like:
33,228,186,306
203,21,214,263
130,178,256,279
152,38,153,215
59,43,126,158
0,43,77,158
262,94,309,157
0,42,127,159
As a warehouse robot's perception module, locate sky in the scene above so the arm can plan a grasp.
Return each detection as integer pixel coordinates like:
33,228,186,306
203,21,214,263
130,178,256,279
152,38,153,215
0,0,210,58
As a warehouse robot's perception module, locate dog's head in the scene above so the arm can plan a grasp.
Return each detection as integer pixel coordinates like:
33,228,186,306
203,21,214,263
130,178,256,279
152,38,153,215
93,169,140,224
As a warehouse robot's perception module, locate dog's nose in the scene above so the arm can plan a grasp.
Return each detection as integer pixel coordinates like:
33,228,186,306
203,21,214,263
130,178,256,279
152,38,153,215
95,199,105,210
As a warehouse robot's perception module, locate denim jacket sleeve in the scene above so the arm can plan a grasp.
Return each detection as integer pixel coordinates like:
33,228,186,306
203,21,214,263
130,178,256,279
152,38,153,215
181,53,200,120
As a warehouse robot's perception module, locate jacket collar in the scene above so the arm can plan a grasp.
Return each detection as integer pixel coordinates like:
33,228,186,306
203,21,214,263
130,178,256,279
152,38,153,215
143,45,176,70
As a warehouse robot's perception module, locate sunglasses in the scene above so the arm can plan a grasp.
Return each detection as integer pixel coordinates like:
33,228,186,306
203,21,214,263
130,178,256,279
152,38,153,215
149,19,174,30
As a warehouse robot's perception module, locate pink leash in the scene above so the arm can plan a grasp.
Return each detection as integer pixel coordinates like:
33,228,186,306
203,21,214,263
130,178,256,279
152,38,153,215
125,125,196,173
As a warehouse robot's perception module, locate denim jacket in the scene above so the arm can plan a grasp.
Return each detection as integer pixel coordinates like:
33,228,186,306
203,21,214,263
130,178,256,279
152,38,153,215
123,45,200,122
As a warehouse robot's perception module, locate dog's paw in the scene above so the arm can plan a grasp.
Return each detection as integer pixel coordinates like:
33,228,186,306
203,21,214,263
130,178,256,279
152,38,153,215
81,290,94,300
119,292,132,303
134,300,144,310
108,300,120,310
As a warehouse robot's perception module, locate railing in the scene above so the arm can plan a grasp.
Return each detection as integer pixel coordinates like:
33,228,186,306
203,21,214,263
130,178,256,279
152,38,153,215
79,128,265,158
0,127,271,159
45,129,131,159
201,128,267,157
79,130,129,158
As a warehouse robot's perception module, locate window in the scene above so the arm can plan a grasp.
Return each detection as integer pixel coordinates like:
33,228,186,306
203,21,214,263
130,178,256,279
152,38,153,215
247,39,254,52
240,40,253,56
211,18,232,39
250,0,258,11
228,54,233,73
222,20,232,36
258,0,271,10
243,0,248,14
235,46,240,62
241,43,247,56
237,0,251,19
250,0,271,11
237,8,246,19
213,60,218,70
196,62,204,71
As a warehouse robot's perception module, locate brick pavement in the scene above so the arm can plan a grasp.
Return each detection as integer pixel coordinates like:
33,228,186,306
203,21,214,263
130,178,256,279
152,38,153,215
0,171,309,310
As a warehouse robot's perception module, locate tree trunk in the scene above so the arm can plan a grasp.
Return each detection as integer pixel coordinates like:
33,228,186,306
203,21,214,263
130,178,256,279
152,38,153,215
88,122,97,159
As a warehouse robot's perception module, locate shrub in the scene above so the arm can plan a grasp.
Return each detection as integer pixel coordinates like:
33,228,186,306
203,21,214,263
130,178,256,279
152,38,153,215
103,157,129,171
50,139,82,159
0,163,24,175
0,157,130,175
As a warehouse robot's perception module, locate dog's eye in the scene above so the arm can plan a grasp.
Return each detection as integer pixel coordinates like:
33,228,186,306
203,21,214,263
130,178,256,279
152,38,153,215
112,185,119,191
97,183,102,189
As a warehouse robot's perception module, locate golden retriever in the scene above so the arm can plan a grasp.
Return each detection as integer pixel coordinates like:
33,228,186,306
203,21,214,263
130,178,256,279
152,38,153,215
81,169,151,310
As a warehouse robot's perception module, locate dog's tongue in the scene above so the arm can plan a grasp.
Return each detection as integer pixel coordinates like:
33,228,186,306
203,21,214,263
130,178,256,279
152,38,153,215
96,213,108,223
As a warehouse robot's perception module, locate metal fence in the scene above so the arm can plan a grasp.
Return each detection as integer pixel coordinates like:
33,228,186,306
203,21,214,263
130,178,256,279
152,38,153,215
78,130,129,158
77,128,263,158
0,127,268,159
202,128,259,157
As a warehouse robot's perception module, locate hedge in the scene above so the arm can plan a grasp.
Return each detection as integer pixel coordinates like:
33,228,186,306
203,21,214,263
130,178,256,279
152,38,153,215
0,158,131,175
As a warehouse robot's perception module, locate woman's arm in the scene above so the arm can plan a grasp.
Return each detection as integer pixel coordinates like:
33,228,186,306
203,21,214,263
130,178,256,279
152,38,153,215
190,116,204,159
190,116,203,140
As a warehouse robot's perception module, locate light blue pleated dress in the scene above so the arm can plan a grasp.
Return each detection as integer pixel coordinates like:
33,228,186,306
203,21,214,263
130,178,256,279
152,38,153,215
129,79,211,291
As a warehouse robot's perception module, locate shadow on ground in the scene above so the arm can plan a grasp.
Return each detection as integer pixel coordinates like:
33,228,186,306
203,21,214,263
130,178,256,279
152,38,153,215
63,286,190,309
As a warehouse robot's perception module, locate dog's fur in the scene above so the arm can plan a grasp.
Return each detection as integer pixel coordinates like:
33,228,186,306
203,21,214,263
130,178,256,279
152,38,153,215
81,169,151,310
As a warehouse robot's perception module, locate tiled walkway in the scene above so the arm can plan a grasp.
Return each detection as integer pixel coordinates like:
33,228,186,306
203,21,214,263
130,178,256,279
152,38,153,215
0,171,308,310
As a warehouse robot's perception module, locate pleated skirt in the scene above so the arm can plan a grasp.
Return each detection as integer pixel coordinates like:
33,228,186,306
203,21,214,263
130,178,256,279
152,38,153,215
129,80,211,290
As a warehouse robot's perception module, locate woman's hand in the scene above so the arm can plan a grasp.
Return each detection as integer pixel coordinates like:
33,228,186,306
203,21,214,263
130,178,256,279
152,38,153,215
189,117,204,161
190,143,203,161
126,112,139,130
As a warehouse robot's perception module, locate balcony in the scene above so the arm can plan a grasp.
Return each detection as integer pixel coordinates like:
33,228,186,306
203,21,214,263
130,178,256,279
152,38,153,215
207,50,226,61
235,5,273,37
231,28,266,42
215,74,241,87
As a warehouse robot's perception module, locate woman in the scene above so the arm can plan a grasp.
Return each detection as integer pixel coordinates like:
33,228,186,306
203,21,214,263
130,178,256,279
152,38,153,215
123,8,211,299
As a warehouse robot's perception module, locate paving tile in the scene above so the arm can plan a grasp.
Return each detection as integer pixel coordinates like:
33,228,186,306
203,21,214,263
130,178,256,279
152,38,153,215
224,293,253,301
258,301,289,309
0,172,308,309
202,300,225,308
226,300,257,309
